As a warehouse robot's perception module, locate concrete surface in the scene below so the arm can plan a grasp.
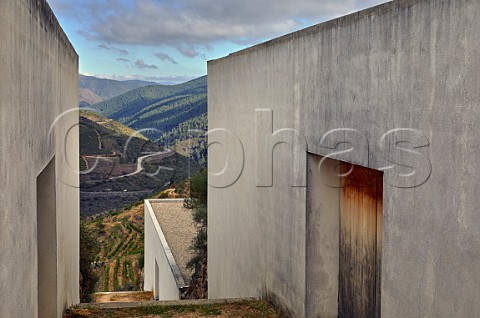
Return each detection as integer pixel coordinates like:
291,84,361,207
144,199,189,300
0,0,79,317
208,0,480,316
305,155,340,317
150,200,196,285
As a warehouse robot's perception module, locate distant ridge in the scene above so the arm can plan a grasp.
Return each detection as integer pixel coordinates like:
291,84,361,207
87,76,207,141
79,75,159,106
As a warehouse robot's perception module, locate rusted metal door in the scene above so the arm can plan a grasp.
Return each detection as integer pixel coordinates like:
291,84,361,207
339,163,382,318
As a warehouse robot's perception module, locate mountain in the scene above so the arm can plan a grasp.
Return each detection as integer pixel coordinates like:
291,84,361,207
87,76,207,141
79,110,199,215
79,75,158,107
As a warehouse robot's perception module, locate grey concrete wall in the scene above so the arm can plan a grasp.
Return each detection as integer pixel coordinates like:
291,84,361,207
306,155,340,318
208,0,480,316
0,0,79,317
144,200,186,300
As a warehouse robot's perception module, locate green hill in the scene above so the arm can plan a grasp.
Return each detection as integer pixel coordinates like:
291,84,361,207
79,110,157,163
87,76,207,141
81,110,147,140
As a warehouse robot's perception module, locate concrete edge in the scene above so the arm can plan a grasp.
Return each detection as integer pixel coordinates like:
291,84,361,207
148,198,186,203
30,0,78,58
207,0,428,65
145,199,188,289
76,297,259,309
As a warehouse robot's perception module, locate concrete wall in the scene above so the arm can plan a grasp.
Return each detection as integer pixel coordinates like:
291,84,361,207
0,0,79,317
305,155,340,317
208,0,480,316
144,200,186,300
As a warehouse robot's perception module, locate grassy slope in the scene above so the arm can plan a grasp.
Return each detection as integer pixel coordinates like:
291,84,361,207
79,112,159,163
80,110,147,140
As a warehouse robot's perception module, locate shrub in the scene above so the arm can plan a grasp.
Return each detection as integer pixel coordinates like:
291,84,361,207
80,222,100,302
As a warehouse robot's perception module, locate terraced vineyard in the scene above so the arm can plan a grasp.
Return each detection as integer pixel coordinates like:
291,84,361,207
87,203,145,292
87,188,187,292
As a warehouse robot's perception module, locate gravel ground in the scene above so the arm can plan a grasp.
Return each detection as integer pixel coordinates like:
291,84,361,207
151,201,196,284
94,291,153,303
65,300,282,317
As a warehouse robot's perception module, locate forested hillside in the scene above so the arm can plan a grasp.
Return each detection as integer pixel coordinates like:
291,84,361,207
157,114,207,165
87,76,207,141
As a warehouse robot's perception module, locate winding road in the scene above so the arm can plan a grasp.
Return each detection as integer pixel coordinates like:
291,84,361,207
109,149,174,180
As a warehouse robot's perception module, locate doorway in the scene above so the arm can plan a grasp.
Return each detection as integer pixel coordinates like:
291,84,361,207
155,259,160,300
338,163,383,318
37,158,57,318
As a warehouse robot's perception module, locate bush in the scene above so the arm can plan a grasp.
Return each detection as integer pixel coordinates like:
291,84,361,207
137,254,144,269
80,222,100,302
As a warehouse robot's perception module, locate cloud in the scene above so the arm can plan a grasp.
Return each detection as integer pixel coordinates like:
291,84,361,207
98,43,129,56
134,59,158,69
50,0,389,48
153,52,177,64
116,57,130,62
92,73,197,84
176,46,205,59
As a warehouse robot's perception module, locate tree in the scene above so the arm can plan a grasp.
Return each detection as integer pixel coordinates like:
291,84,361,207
183,169,208,299
80,221,100,303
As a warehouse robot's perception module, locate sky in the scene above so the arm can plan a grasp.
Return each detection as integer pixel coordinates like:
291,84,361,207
47,0,388,84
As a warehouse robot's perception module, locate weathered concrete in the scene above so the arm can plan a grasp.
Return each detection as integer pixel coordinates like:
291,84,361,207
306,155,340,317
0,0,79,317
208,0,480,316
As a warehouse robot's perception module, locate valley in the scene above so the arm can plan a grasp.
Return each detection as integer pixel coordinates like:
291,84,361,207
79,109,199,216
79,75,207,293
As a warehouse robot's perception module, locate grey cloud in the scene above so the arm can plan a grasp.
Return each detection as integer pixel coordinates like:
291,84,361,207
176,46,206,59
134,59,158,69
48,0,121,20
153,52,177,64
116,57,130,62
50,0,388,49
98,43,129,56
51,0,388,47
